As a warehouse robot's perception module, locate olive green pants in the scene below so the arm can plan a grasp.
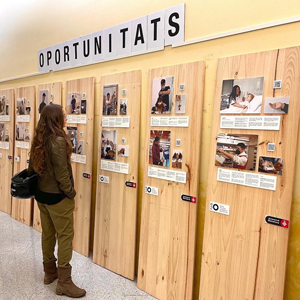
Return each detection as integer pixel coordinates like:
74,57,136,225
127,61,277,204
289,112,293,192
37,198,75,267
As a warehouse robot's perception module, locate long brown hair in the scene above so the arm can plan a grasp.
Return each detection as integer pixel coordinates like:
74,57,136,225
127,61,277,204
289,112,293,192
30,104,72,174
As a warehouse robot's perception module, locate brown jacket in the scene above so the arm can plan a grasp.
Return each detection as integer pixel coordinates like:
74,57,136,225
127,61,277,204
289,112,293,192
28,136,76,199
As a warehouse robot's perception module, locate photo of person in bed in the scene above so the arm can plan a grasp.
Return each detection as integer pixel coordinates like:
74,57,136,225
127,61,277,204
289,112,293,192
220,77,264,114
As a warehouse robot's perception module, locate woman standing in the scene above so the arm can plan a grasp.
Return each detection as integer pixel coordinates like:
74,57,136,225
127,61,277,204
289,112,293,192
28,104,86,298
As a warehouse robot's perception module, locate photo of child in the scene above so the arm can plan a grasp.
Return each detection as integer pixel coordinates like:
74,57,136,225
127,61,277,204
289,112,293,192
151,77,174,114
103,85,118,116
101,130,117,160
149,130,171,167
220,77,264,114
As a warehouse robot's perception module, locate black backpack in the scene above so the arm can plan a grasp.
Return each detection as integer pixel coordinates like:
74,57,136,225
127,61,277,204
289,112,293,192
11,169,38,199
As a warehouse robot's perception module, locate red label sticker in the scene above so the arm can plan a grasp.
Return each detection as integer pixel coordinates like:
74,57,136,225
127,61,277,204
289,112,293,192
83,173,91,179
181,194,197,204
125,181,137,188
265,215,289,228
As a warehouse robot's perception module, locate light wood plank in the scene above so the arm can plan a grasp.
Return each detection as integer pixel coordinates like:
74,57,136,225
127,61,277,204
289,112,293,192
64,77,95,257
199,47,300,300
11,86,36,226
32,82,62,232
93,70,141,280
137,61,205,300
0,89,14,215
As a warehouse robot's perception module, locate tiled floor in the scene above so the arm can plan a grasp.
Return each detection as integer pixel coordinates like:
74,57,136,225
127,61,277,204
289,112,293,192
0,210,157,300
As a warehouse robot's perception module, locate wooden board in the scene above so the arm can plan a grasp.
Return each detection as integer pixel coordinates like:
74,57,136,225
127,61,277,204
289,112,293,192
64,77,94,257
93,70,141,280
0,89,15,215
199,47,300,300
11,86,36,226
33,82,62,232
137,61,205,300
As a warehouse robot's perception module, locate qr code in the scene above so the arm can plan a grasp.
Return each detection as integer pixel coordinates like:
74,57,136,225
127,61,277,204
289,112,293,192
273,80,282,89
267,143,275,152
176,139,181,146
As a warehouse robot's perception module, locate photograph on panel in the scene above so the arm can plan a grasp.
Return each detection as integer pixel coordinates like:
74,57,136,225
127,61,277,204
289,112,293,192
4,135,9,142
67,126,78,153
81,100,87,114
175,94,186,114
149,130,171,167
0,97,6,115
16,124,25,141
77,141,84,155
103,84,118,116
220,77,264,114
151,77,174,114
264,97,289,114
39,90,49,114
0,123,4,141
172,149,183,169
117,145,129,157
25,107,31,115
216,133,258,171
119,99,127,115
66,93,82,115
259,156,283,175
5,104,9,115
24,134,30,142
16,98,26,115
101,130,117,160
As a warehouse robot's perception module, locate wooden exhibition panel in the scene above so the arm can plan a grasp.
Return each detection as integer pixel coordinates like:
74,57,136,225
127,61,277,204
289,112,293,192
33,82,62,232
64,77,94,257
11,86,36,226
0,89,14,215
138,62,205,300
199,47,300,300
93,70,141,280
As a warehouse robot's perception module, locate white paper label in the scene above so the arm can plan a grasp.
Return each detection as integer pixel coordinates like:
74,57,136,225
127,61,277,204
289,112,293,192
148,166,186,184
209,201,230,216
99,175,109,184
217,168,277,191
145,185,158,196
66,115,87,124
101,160,129,174
0,115,10,122
220,116,281,131
17,115,30,123
16,141,30,149
150,116,189,127
102,116,130,128
0,153,2,158
71,154,87,164
0,141,9,150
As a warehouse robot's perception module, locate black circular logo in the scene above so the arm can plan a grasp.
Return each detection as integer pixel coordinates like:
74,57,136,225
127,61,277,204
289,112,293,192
147,187,152,193
100,176,104,182
213,204,219,211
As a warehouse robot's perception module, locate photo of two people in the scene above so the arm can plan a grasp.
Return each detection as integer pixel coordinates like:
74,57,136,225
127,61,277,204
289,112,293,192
101,130,117,160
151,77,174,114
103,85,118,116
16,98,26,115
66,93,87,115
220,77,264,114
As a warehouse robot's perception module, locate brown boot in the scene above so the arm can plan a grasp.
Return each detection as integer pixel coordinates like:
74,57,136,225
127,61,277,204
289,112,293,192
56,265,86,298
43,261,58,284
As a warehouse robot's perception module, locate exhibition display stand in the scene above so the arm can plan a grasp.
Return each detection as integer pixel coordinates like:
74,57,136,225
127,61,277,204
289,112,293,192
32,82,62,232
93,70,141,280
138,62,205,300
64,77,95,257
11,86,36,226
0,89,15,215
199,47,300,300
